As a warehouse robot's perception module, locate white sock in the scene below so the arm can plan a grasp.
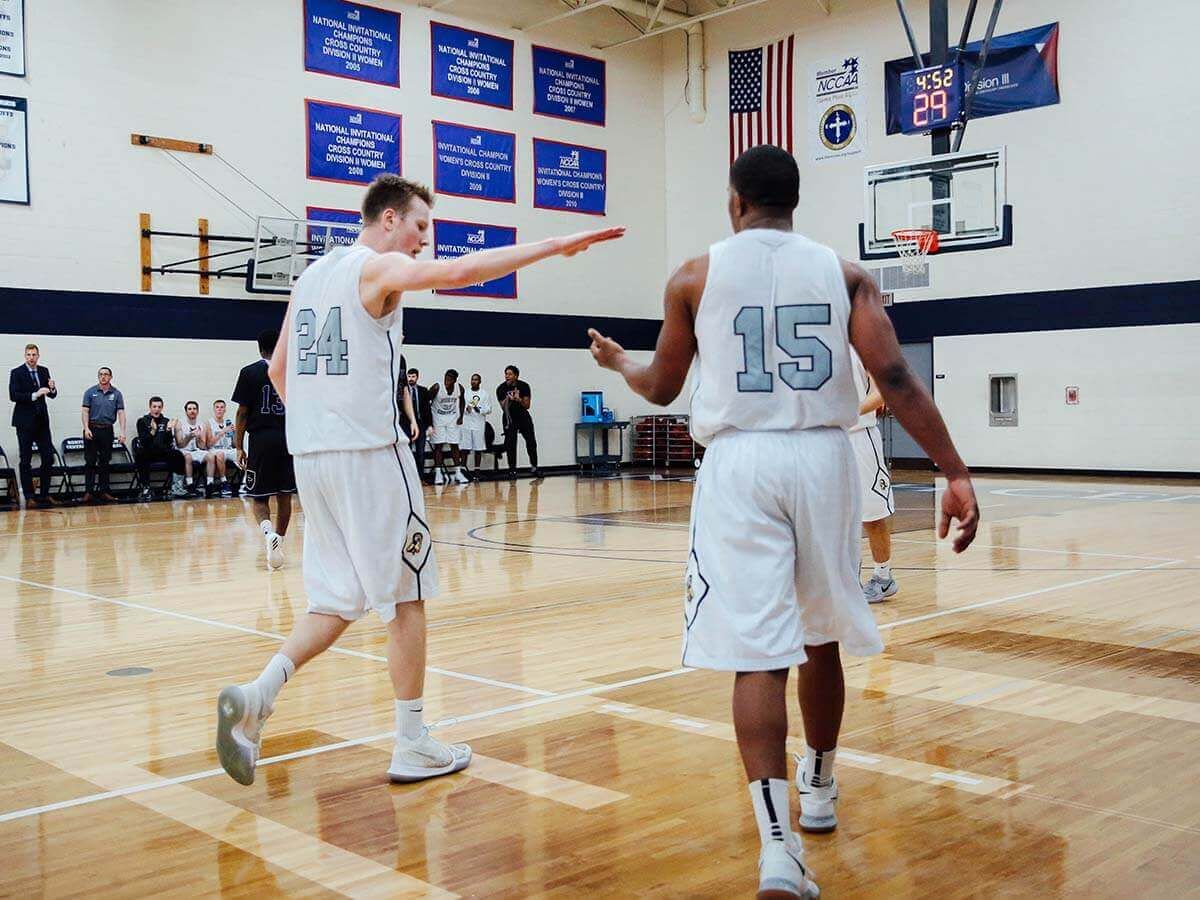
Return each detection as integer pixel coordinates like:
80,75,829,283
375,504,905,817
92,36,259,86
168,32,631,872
187,476,194,485
873,560,892,581
259,519,272,536
251,653,294,708
802,745,836,788
749,778,791,845
395,697,425,741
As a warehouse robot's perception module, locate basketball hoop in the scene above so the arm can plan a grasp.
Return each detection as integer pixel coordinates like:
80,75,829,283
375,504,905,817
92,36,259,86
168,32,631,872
891,228,939,275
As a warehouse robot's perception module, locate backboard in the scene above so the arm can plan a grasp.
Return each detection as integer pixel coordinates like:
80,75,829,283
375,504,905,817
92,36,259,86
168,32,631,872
859,146,1011,261
245,215,362,295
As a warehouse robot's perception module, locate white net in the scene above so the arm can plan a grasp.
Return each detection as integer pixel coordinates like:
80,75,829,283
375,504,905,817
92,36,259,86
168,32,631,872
891,229,937,276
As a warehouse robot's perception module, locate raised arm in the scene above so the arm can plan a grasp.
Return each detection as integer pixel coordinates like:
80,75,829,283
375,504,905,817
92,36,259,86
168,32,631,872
843,259,978,552
588,255,705,406
268,302,292,404
360,227,625,316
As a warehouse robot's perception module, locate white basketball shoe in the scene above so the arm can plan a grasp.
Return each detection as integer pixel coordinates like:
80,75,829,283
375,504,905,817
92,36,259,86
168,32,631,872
387,728,472,783
757,834,820,899
215,682,273,785
794,754,839,833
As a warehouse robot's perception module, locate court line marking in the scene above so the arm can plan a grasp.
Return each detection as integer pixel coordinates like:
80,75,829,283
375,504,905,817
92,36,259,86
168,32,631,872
0,667,692,825
891,538,1179,563
0,552,1183,824
0,575,553,697
875,560,1181,632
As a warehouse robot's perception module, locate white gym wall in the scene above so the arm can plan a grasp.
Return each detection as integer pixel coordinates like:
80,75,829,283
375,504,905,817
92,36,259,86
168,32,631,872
0,0,681,467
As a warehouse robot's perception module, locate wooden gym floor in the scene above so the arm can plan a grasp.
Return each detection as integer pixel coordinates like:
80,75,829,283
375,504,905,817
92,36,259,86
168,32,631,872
1,470,1198,897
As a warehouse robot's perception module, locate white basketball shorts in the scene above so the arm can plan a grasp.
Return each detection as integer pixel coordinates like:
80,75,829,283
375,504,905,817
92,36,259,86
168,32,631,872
294,443,438,624
458,424,487,451
682,428,884,671
186,449,208,465
430,418,461,447
851,426,895,523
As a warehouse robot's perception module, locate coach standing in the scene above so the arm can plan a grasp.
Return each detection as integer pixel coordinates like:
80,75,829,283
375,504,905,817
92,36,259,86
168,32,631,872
80,366,126,503
9,343,58,507
497,365,540,478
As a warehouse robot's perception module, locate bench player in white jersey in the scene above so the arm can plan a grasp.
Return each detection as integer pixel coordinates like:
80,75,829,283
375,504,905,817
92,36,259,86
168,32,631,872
428,368,467,485
849,351,899,603
214,174,623,787
588,146,978,899
460,372,492,472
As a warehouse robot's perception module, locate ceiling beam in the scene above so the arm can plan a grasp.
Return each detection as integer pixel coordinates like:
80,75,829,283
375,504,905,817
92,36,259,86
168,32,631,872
518,0,615,31
599,0,777,49
812,0,832,13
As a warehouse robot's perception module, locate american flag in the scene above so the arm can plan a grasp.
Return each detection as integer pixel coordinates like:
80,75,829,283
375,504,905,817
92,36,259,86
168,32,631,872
728,35,795,164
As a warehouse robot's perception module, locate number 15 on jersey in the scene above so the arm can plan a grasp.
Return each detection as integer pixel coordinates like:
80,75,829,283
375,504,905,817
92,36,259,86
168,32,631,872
734,304,833,392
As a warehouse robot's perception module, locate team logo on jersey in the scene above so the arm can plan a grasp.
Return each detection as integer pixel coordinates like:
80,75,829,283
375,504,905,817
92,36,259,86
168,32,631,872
405,532,425,555
686,574,695,604
819,104,856,151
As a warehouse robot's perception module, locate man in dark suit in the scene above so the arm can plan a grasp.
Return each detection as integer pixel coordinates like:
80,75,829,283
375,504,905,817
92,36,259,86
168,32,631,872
397,365,433,481
9,343,59,507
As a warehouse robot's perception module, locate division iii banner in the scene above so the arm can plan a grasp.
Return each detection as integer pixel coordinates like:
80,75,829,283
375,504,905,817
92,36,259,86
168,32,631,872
808,55,868,163
304,0,400,87
0,95,28,204
433,220,518,299
306,99,400,184
0,0,24,77
885,22,1060,134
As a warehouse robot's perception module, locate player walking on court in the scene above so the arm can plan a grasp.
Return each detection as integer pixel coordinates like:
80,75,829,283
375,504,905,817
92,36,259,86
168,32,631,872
849,351,899,602
588,146,978,899
429,368,467,485
215,174,623,786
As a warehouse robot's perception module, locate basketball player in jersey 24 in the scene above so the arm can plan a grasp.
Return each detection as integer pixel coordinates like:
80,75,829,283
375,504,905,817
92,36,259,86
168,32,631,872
589,146,979,899
215,175,623,787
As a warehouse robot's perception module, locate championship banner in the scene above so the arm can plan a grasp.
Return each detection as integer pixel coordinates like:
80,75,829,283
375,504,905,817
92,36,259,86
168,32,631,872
532,138,606,216
0,0,25,77
808,55,868,163
532,45,606,126
884,22,1060,134
0,95,28,204
433,219,518,299
306,99,400,184
430,22,514,110
306,206,361,254
304,0,400,87
432,121,516,203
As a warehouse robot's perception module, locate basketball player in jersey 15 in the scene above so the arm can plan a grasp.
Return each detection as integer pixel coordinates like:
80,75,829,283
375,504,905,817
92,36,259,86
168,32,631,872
588,146,978,899
215,173,623,788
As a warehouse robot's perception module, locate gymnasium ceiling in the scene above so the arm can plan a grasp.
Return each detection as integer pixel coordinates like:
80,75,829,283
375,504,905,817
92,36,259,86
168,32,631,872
416,0,806,50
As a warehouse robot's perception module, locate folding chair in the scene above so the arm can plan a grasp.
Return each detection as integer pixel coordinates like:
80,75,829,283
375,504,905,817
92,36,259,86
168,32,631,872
0,445,18,508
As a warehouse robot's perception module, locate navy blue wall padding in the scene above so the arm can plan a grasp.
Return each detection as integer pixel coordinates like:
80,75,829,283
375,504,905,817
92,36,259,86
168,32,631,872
2,280,1198,348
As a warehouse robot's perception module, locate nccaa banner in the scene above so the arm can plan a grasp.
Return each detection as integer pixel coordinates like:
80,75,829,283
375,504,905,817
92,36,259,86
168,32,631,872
885,22,1060,134
306,99,400,184
433,121,516,203
0,0,24,77
434,219,518,299
532,46,606,126
533,138,606,215
430,22,514,110
306,207,361,254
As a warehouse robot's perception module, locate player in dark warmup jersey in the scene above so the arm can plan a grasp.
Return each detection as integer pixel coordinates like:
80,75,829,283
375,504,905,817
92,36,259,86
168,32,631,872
232,329,295,570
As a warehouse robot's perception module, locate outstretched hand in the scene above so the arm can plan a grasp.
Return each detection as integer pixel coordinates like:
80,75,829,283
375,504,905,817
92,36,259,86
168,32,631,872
587,328,627,372
938,475,980,553
557,226,626,258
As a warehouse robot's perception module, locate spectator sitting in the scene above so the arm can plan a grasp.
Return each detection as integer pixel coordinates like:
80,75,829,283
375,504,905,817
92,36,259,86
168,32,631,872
205,399,238,497
135,396,187,501
174,400,209,497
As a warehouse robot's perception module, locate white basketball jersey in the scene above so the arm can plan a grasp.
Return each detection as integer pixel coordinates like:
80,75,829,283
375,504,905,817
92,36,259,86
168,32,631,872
848,349,877,433
285,244,407,455
180,418,202,451
689,229,859,447
208,418,234,449
431,383,463,423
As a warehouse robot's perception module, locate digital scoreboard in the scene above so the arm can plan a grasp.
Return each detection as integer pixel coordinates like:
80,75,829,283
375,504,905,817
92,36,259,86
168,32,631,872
899,62,963,134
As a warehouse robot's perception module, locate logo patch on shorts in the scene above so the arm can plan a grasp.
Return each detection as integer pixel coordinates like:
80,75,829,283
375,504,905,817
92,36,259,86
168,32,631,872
244,470,257,492
405,532,424,555
872,469,890,498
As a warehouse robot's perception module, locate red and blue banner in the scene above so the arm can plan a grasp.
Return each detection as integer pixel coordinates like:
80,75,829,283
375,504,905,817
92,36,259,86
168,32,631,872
433,219,518,299
532,45,606,126
533,138,606,215
433,121,516,203
430,22,514,110
306,206,361,254
305,99,400,184
884,22,1060,135
303,0,400,87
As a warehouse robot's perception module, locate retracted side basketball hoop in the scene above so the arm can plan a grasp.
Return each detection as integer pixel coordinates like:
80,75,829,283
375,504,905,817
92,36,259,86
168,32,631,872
890,228,939,275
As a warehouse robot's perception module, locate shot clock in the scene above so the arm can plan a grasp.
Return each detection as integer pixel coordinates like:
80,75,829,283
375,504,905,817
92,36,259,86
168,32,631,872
899,62,963,134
